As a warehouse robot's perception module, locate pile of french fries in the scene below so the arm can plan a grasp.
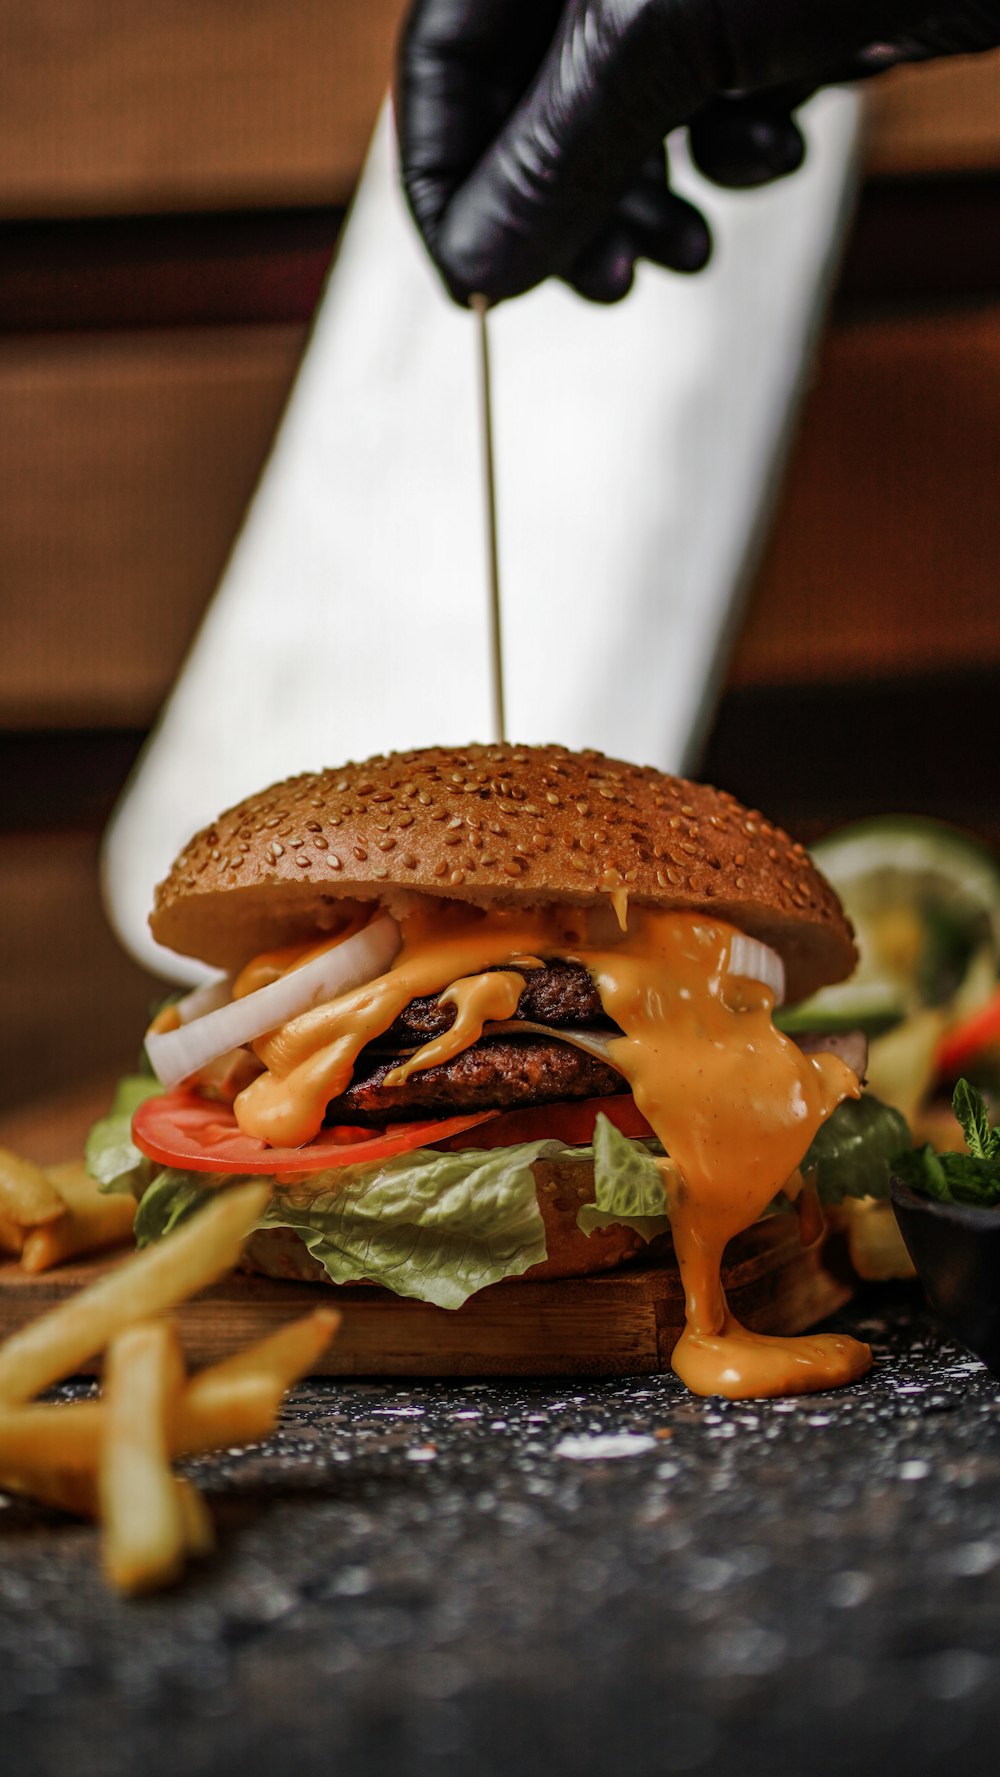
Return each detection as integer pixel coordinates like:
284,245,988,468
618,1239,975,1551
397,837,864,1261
0,1150,137,1273
0,1182,339,1595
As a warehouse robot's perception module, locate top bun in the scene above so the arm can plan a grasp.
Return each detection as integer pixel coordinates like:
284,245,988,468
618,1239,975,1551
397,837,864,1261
150,745,855,1001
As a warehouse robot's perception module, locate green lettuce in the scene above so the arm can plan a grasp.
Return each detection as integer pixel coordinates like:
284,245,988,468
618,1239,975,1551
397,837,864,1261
260,1140,561,1308
85,1075,163,1195
133,1169,215,1246
798,1094,911,1204
576,1115,670,1241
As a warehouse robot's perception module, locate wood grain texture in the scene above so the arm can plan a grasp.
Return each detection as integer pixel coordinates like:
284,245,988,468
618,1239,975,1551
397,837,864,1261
1,307,997,734
0,326,305,728
0,835,161,1117
728,307,1000,688
867,56,1000,175
0,0,402,219
0,1220,851,1377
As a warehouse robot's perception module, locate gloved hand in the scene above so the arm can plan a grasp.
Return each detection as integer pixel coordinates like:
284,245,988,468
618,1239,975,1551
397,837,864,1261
396,0,1000,303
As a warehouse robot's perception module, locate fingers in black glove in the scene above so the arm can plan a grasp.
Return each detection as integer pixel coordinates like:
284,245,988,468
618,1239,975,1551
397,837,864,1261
566,148,712,303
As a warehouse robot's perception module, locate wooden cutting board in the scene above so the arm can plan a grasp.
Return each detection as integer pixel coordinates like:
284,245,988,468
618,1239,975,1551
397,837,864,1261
0,1219,851,1377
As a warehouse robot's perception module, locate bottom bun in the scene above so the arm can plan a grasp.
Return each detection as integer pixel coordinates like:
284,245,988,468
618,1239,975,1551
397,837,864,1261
240,1157,646,1289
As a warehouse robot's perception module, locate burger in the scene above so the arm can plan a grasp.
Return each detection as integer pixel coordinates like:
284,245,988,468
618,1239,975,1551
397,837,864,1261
89,745,909,1399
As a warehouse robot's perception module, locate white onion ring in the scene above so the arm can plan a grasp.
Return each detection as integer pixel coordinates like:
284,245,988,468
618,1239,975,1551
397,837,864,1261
726,934,785,1005
145,915,401,1090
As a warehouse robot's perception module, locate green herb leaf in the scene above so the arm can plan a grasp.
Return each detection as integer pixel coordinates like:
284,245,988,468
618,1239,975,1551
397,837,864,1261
799,1095,912,1204
952,1077,1000,1161
85,1075,163,1195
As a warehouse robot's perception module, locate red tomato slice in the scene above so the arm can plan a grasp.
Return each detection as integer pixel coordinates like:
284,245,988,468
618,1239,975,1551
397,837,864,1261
432,1094,653,1152
131,1089,498,1176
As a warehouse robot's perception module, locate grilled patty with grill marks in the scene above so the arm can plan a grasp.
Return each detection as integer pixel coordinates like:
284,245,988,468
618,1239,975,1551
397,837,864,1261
382,960,613,1044
326,1035,626,1122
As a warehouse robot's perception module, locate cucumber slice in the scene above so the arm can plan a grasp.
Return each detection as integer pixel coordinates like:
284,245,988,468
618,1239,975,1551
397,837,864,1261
791,817,1000,1029
812,817,1000,946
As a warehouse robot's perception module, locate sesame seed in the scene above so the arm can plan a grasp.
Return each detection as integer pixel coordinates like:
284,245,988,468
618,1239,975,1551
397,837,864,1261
377,838,396,852
296,856,312,869
449,869,466,885
353,846,368,861
433,859,449,877
680,803,695,817
401,853,417,869
328,855,342,870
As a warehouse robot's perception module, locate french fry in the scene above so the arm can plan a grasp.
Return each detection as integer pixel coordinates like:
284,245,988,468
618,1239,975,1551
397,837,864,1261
0,1401,101,1473
99,1321,187,1596
0,1310,339,1477
188,1309,341,1395
0,1462,98,1518
174,1477,215,1559
20,1194,135,1275
0,1181,270,1406
842,1198,917,1283
0,1214,26,1257
0,1148,65,1230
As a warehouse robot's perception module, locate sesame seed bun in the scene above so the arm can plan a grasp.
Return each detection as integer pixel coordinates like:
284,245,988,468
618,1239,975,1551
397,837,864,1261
241,1156,646,1288
150,744,855,1001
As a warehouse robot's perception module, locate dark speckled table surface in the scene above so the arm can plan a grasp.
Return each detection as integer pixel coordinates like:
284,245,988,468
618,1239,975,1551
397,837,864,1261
3,1287,1000,1777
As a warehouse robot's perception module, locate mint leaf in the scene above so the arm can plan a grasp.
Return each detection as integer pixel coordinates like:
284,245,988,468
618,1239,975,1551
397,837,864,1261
952,1077,1000,1160
894,1138,1000,1208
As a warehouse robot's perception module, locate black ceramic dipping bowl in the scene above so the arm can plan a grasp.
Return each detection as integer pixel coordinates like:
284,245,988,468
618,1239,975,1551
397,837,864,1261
891,1175,1000,1374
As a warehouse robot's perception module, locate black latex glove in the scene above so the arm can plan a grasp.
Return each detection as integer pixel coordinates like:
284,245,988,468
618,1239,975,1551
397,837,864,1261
396,0,1000,303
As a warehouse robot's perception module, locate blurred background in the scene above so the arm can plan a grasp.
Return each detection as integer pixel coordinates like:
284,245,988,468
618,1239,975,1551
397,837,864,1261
0,5,997,1153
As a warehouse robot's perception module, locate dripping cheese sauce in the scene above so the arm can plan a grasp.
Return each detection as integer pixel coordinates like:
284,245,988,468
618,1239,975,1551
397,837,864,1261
223,901,872,1400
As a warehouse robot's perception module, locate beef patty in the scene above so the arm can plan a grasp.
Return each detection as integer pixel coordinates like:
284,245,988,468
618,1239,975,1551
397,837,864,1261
382,960,611,1044
326,1035,626,1122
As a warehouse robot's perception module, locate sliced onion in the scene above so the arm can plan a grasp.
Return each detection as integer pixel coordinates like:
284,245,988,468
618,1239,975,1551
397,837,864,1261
145,915,401,1090
174,975,232,1024
726,934,785,1005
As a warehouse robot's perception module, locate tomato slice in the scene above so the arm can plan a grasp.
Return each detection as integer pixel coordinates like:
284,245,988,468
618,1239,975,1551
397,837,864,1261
432,1094,653,1152
131,1090,498,1176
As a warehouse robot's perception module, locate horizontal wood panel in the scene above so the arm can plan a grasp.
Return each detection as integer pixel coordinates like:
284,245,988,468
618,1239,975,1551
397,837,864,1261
0,0,401,218
0,833,162,1116
867,55,1000,175
728,307,1000,688
0,6,993,222
2,307,997,731
0,326,305,728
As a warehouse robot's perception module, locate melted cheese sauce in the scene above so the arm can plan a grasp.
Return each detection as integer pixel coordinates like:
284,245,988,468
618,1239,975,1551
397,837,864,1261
384,972,525,1087
231,902,871,1399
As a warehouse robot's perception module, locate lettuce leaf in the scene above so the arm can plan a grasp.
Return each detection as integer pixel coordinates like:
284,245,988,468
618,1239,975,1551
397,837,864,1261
133,1169,215,1246
798,1094,911,1204
85,1075,163,1195
259,1139,562,1308
577,1115,671,1241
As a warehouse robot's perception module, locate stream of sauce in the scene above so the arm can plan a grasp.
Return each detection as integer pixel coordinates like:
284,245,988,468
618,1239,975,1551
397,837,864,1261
232,902,872,1399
